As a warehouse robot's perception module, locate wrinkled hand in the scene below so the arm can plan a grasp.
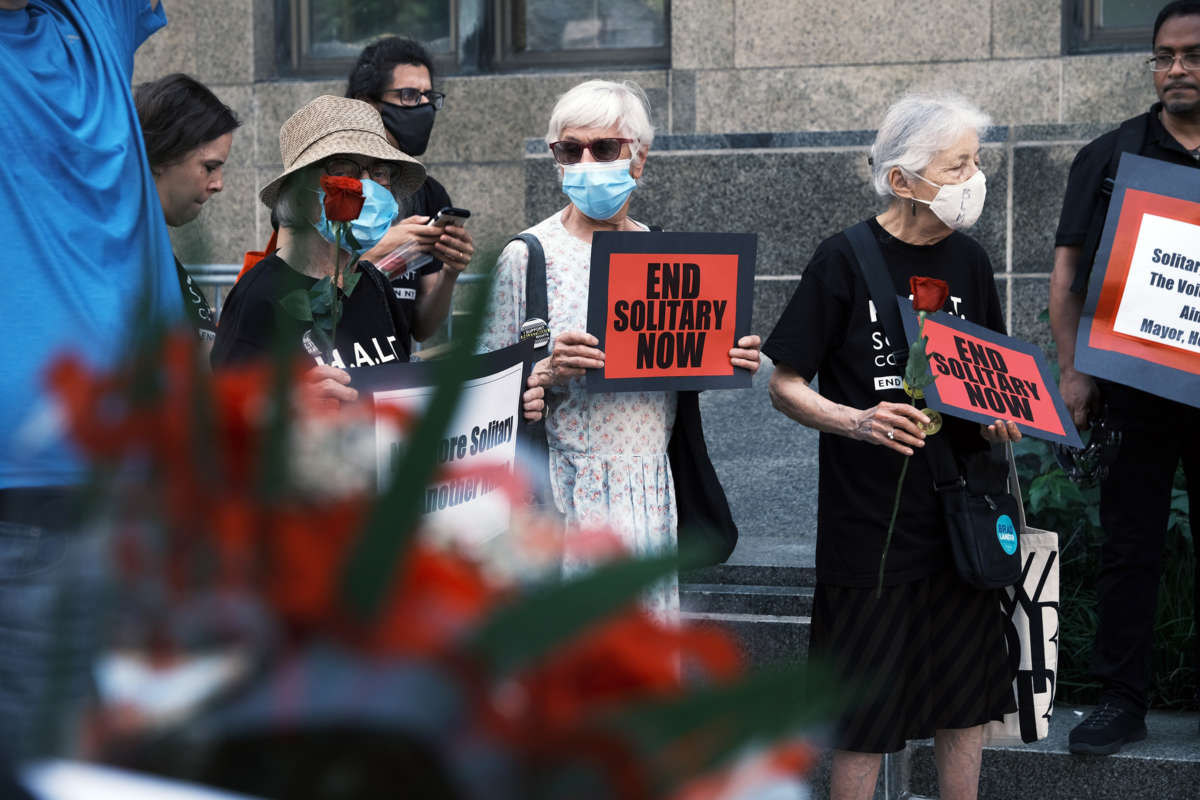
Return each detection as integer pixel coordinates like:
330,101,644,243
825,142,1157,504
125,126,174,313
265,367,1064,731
1059,367,1099,431
980,419,1022,443
533,331,605,387
852,401,929,456
433,224,473,273
522,374,546,422
729,334,762,373
301,365,357,411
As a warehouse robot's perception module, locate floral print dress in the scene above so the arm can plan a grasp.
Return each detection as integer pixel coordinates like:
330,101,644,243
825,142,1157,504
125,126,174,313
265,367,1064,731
480,209,678,617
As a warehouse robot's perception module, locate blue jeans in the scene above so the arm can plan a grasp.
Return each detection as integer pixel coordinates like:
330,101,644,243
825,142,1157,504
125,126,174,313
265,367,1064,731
0,488,109,761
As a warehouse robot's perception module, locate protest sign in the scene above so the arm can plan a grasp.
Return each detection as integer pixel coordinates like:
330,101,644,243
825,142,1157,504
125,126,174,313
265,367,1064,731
351,341,534,544
899,303,1083,448
586,231,756,392
1076,153,1200,408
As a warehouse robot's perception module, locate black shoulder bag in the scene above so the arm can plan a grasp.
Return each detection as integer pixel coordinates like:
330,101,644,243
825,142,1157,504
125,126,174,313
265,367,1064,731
514,230,738,566
845,221,1021,589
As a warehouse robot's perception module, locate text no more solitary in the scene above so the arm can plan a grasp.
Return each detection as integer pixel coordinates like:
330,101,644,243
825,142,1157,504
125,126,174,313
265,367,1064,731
388,415,515,513
611,262,727,369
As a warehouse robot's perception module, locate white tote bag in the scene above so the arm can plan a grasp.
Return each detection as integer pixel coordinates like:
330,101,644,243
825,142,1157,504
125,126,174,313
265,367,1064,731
983,445,1060,746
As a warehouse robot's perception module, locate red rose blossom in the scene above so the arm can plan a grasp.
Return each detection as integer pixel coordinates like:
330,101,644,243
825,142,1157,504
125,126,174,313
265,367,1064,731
910,276,950,313
320,175,364,222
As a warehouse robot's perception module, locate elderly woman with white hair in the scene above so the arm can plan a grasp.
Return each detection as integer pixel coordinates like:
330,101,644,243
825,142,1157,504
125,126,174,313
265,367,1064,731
480,80,761,616
764,93,1021,800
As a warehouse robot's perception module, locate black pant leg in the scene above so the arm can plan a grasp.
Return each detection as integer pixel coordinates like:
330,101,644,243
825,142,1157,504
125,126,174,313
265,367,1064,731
1091,388,1181,713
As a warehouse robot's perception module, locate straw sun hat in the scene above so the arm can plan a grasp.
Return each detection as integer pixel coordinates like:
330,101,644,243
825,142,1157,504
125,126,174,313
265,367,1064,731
258,95,426,209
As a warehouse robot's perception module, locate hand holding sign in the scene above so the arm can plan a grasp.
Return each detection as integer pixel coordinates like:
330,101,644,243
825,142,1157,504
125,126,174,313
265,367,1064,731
728,334,763,373
533,330,606,388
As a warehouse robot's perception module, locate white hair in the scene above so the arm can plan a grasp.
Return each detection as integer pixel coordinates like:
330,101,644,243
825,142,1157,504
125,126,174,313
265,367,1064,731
869,93,991,197
545,80,655,164
274,167,320,229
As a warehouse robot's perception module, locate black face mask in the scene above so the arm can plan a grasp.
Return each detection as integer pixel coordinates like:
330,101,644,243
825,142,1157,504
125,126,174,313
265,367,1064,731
377,102,436,157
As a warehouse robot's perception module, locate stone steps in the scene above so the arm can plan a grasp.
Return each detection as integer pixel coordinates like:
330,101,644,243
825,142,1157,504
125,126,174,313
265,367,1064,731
680,571,813,666
909,705,1200,800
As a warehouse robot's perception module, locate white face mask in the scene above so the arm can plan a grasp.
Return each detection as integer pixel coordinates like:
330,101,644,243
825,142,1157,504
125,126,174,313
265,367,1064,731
910,169,986,230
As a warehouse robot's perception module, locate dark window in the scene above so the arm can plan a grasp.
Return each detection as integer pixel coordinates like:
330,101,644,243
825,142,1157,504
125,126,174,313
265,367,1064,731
1067,0,1156,53
278,0,669,77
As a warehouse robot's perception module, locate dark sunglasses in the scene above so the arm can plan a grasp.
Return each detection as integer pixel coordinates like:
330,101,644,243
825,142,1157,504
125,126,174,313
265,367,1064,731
381,87,445,110
548,137,633,165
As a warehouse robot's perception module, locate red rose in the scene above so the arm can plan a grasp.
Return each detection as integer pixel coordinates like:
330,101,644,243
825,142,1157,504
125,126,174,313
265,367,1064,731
320,175,364,222
910,276,950,313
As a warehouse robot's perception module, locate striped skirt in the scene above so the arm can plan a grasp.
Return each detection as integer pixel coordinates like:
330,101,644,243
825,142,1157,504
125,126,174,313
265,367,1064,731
808,568,1016,754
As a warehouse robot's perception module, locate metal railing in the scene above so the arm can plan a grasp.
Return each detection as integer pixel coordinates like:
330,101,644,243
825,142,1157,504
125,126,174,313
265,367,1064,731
187,264,486,344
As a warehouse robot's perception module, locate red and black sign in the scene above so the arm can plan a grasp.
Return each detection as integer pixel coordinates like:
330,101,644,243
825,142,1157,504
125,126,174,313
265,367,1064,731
1077,153,1200,408
899,303,1083,448
586,231,756,392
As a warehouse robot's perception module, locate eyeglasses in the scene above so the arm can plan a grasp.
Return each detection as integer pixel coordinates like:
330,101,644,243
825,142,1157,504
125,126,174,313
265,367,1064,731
1147,51,1200,71
548,138,633,165
380,88,445,110
323,157,395,186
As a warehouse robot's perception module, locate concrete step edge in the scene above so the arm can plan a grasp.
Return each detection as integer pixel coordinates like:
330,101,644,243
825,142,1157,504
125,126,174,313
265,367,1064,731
680,610,811,625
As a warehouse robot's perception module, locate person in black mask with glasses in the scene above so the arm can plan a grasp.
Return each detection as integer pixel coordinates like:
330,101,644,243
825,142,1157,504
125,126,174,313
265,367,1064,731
347,37,475,347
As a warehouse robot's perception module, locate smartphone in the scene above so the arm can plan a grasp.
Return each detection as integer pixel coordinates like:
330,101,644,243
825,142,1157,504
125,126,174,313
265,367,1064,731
428,206,471,228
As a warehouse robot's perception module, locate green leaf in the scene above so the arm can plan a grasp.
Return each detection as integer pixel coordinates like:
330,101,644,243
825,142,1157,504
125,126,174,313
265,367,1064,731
341,270,361,297
464,550,699,677
345,229,362,252
279,290,313,322
309,290,332,316
601,660,846,790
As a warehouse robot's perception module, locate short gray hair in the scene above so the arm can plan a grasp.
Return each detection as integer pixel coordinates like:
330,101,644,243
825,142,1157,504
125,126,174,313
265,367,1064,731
869,93,991,197
545,80,655,164
274,167,319,229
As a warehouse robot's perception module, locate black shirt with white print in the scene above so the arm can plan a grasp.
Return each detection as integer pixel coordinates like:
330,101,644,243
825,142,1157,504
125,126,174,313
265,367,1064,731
211,253,412,369
763,217,1005,588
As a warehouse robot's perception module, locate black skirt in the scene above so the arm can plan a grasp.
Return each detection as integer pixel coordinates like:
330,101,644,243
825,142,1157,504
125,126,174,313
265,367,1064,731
808,568,1016,754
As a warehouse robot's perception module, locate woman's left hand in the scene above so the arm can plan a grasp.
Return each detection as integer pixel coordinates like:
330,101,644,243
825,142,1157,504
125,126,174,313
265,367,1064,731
729,334,762,373
980,419,1022,443
522,374,546,422
433,224,474,273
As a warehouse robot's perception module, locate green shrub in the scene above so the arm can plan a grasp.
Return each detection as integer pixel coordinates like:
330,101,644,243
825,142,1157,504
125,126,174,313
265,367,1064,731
1013,438,1194,709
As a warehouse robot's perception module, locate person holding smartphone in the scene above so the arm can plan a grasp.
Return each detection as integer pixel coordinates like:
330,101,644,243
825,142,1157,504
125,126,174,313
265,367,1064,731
346,37,474,345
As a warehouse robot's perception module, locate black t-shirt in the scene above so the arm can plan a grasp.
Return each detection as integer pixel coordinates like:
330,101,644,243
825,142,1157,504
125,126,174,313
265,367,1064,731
1056,103,1200,293
388,175,451,321
175,256,217,343
763,218,1005,587
211,253,412,369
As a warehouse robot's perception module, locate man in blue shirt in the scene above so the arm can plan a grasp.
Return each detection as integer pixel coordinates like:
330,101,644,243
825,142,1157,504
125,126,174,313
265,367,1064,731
0,0,178,759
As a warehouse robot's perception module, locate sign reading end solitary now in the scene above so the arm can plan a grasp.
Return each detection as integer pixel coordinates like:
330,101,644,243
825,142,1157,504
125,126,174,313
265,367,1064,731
898,303,1084,449
586,231,756,393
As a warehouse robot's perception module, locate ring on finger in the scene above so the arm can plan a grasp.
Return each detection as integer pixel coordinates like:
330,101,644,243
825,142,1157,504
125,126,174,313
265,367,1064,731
886,429,895,441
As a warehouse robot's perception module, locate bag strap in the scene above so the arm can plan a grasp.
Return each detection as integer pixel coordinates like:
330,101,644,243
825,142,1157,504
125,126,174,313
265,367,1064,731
844,221,963,490
1073,115,1148,294
844,222,909,370
1006,441,1028,532
513,233,548,322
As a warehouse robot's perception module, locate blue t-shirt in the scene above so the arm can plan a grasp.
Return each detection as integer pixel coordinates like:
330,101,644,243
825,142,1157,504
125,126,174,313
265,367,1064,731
0,0,179,489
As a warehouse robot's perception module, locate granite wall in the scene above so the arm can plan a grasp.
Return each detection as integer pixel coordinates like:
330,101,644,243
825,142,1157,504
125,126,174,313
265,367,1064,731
136,0,1158,278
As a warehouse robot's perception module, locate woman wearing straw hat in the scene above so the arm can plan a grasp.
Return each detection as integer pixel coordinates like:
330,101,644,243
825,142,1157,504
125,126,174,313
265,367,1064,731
211,95,426,406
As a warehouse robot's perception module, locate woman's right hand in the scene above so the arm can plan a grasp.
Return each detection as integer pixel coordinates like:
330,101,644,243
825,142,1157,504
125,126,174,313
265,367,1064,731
851,402,929,456
532,331,605,388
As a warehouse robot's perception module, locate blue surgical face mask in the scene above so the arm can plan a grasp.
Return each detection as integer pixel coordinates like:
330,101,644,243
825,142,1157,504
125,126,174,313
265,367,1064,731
561,159,637,221
314,178,399,254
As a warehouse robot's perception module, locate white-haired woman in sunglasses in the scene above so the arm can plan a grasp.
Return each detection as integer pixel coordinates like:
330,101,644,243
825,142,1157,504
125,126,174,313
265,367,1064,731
479,80,760,617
